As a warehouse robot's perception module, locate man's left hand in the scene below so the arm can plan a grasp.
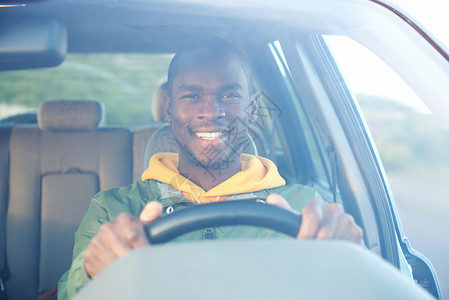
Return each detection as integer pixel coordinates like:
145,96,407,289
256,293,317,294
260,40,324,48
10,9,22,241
266,194,364,246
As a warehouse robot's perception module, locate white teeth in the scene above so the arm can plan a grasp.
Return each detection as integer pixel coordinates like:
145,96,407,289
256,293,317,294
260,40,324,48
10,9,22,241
195,132,225,140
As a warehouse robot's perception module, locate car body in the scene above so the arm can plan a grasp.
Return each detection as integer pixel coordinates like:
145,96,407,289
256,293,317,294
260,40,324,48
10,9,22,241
0,0,447,299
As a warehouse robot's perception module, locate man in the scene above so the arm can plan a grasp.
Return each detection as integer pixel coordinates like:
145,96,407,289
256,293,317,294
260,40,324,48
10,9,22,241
58,40,363,299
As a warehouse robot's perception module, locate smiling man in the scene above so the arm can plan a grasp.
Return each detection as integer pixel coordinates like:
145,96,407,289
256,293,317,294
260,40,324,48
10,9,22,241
163,42,259,191
58,39,364,299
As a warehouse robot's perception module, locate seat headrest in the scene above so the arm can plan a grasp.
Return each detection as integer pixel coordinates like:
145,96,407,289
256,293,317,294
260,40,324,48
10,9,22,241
38,100,103,131
151,82,168,122
143,124,258,169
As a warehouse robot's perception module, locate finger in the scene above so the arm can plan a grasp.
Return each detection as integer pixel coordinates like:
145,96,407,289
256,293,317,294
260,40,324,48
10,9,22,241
85,213,150,278
140,201,163,223
114,213,149,248
266,194,292,210
98,220,134,257
350,225,364,246
334,214,356,240
84,235,122,278
297,198,323,239
84,244,115,278
316,203,344,240
101,213,148,251
84,250,103,278
123,225,149,248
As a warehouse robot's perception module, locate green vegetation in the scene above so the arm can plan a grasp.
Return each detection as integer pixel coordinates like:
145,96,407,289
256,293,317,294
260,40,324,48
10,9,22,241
357,94,449,173
0,53,173,128
2,55,449,174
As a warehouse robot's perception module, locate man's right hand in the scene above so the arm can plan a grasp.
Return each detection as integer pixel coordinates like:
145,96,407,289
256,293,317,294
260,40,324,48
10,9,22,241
84,201,163,278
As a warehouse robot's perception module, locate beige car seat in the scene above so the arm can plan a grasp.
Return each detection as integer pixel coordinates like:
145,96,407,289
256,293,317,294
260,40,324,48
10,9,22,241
6,100,132,299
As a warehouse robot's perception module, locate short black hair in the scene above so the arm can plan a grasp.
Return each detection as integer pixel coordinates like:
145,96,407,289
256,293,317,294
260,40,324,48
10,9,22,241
167,38,254,98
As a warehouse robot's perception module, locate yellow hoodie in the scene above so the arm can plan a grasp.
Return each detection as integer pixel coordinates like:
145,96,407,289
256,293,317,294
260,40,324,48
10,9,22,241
141,153,285,204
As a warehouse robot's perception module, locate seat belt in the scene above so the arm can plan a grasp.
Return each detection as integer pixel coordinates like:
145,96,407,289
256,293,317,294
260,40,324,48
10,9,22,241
0,125,13,300
328,145,338,203
321,130,338,203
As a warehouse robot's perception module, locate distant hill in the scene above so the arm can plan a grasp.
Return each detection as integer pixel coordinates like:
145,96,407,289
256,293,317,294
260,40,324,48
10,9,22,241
357,93,449,171
0,53,173,128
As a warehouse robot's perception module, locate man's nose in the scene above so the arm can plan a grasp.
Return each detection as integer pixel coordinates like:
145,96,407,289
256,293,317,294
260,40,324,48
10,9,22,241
197,96,225,121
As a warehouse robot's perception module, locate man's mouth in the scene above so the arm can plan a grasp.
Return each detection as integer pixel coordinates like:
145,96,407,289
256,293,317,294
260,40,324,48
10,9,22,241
194,131,227,140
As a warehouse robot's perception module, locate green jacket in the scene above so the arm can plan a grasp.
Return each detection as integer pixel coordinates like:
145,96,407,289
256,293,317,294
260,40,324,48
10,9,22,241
57,180,321,299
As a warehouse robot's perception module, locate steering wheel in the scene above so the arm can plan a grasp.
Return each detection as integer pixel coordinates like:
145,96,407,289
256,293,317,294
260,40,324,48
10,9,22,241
144,200,302,244
77,202,436,300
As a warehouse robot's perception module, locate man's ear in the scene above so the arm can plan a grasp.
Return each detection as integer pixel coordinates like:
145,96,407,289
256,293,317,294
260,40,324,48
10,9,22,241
248,92,259,123
164,94,172,123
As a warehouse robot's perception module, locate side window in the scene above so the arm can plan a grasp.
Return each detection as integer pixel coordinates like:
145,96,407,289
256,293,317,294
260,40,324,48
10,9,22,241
0,53,173,127
267,41,332,191
325,35,449,286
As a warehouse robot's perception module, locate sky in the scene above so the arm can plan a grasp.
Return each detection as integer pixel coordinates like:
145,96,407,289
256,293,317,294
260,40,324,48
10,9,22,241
325,0,449,115
391,0,449,50
377,0,449,112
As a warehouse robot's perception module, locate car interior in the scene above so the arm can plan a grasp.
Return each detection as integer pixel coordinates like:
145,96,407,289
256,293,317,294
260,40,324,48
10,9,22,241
0,1,443,299
1,89,283,300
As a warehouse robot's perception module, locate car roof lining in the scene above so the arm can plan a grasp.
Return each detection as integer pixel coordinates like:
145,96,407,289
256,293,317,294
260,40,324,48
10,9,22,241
1,0,376,54
66,23,281,54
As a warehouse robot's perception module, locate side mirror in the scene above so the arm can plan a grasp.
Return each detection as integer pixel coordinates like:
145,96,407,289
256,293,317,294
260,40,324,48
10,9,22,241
0,16,67,70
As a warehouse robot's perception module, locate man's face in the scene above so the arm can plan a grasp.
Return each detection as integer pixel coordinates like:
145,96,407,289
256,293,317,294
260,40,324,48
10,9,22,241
166,53,257,168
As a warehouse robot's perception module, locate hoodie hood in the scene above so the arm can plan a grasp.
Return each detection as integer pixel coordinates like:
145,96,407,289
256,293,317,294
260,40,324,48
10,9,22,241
141,153,285,203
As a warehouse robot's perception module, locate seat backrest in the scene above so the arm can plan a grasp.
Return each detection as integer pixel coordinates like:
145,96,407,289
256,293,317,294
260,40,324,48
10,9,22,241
133,125,161,182
6,100,132,299
132,82,168,181
0,124,13,286
151,82,168,123
0,116,37,286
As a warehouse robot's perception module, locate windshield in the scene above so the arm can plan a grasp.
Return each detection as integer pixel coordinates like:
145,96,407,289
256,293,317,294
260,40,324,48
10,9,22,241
1,0,447,299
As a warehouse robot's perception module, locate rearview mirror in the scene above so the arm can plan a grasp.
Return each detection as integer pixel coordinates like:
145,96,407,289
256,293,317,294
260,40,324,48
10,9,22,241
0,16,67,70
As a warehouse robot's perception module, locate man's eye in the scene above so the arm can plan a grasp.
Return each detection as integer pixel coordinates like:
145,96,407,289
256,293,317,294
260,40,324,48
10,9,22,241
181,94,200,100
222,93,241,100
